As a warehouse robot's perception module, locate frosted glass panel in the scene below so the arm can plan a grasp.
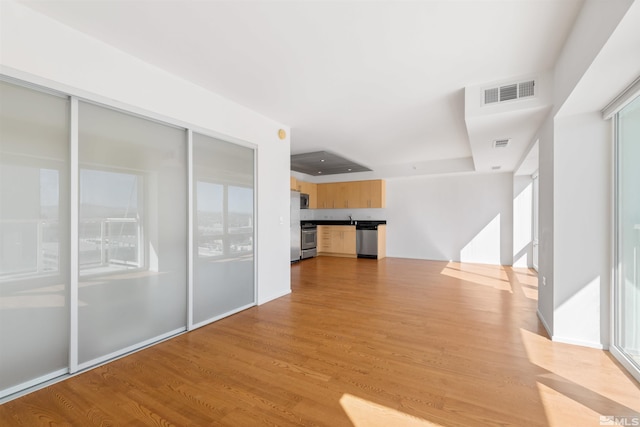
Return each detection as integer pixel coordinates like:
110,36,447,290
617,95,640,371
0,81,70,394
78,102,187,364
193,133,254,324
79,169,142,273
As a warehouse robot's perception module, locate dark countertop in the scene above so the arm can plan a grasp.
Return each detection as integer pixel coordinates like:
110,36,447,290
301,220,387,226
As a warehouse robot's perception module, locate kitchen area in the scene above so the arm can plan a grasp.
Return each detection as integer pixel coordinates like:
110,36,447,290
290,177,387,262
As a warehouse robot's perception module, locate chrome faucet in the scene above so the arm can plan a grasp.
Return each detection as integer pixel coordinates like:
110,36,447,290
348,215,353,224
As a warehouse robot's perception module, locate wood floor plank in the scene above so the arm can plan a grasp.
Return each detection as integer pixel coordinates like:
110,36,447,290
1,257,639,426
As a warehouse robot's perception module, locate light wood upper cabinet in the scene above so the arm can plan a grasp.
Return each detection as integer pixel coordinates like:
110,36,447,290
344,182,360,208
291,177,384,209
298,180,317,209
317,182,338,208
316,179,385,209
359,179,385,208
335,182,352,208
290,177,318,208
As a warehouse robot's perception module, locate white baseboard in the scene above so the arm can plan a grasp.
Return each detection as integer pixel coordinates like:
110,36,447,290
551,335,605,350
536,309,552,338
258,288,291,305
536,309,605,349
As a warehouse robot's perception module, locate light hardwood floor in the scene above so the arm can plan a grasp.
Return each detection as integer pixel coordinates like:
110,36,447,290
1,257,639,426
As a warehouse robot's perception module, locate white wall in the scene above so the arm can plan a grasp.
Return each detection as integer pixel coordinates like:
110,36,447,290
298,173,516,267
552,113,611,348
536,116,555,335
513,175,534,268
552,0,635,114
385,173,513,265
0,1,292,305
535,0,637,348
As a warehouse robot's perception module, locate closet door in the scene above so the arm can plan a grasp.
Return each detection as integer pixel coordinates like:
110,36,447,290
192,133,255,326
77,102,187,366
0,81,70,395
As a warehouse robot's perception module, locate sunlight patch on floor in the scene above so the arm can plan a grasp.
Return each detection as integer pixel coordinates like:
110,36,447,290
510,269,539,300
446,261,509,280
519,285,539,300
520,328,640,425
340,394,443,427
536,380,602,427
441,262,512,292
514,271,538,287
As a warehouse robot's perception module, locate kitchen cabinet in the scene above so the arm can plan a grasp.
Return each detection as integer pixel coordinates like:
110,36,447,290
317,182,337,208
291,177,384,209
317,225,356,257
377,225,387,259
298,180,317,209
290,177,318,208
316,179,385,209
338,181,360,208
357,180,385,208
321,182,351,208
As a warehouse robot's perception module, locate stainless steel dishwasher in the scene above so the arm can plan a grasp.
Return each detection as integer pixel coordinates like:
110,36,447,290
356,223,378,258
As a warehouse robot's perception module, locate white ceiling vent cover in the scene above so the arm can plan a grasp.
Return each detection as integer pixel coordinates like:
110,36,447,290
483,80,535,105
500,84,518,101
484,87,499,104
493,139,511,148
519,80,535,98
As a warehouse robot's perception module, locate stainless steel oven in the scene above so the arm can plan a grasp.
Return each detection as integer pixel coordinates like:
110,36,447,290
301,223,317,259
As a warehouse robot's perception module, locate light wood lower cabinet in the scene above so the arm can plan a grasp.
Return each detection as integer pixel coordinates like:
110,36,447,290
375,225,387,259
317,225,356,258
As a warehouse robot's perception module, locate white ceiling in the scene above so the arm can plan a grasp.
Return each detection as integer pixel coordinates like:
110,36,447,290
21,0,585,179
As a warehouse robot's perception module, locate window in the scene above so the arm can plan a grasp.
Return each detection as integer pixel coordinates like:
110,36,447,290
79,169,143,274
228,185,254,255
196,181,224,258
196,182,253,258
192,132,255,325
0,167,62,279
614,93,640,381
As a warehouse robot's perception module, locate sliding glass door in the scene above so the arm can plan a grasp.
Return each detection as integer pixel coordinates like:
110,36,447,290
0,81,70,394
77,102,188,367
614,94,640,380
0,78,256,400
192,133,255,326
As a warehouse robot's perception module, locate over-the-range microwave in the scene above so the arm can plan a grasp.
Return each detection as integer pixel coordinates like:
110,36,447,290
300,193,310,209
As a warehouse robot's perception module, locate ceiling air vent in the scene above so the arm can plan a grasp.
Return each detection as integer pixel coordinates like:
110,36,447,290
500,84,518,102
483,80,536,105
484,87,499,104
519,80,535,98
493,138,510,148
